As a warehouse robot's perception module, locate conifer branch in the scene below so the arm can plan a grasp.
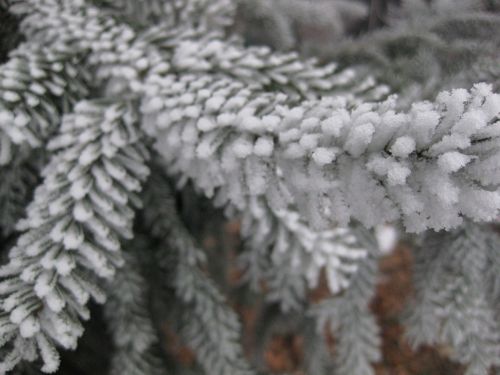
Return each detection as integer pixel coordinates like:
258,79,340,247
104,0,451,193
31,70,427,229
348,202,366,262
10,0,388,105
0,1,498,374
0,153,40,236
94,0,236,32
0,99,149,372
142,173,256,375
405,223,500,375
162,36,388,101
238,203,366,311
310,227,382,375
0,42,89,167
104,244,166,375
142,73,500,233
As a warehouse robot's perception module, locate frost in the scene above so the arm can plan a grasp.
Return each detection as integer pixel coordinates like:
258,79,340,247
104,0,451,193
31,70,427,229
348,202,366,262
437,151,473,172
232,137,254,158
390,136,416,158
147,77,500,232
35,272,57,298
344,123,375,157
387,166,411,186
19,316,41,338
70,177,93,199
253,136,274,157
73,200,94,222
0,99,149,372
36,334,60,373
311,147,336,166
0,1,499,374
197,117,218,132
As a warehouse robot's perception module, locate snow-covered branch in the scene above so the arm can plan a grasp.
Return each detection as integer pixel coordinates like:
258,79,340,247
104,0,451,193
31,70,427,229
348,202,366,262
142,74,500,232
0,43,89,166
0,100,149,372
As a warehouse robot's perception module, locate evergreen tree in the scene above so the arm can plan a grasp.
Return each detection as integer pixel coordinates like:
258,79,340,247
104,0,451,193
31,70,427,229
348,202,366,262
0,0,499,374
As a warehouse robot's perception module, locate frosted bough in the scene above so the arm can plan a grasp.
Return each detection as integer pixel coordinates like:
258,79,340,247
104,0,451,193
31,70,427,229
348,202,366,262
0,0,499,374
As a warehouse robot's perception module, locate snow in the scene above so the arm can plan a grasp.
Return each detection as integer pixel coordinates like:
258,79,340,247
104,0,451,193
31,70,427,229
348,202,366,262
3,91,21,102
36,333,60,373
390,136,416,158
73,201,94,222
253,136,274,157
19,316,40,338
233,137,254,158
63,223,85,250
437,151,472,173
262,115,281,131
34,272,56,298
387,166,411,185
45,292,66,313
344,123,375,157
0,110,14,124
299,134,319,150
321,112,347,137
312,147,336,166
197,117,218,132
14,113,30,127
